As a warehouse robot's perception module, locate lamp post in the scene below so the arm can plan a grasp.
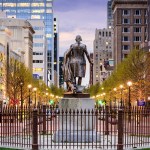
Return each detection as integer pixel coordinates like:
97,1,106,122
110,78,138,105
127,81,132,122
113,88,117,106
119,85,123,107
28,84,32,108
33,87,37,107
20,81,23,122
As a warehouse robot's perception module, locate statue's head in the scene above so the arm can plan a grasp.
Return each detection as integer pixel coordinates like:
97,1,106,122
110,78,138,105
75,35,82,42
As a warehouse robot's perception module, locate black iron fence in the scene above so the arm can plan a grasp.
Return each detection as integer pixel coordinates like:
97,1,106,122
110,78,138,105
0,105,150,150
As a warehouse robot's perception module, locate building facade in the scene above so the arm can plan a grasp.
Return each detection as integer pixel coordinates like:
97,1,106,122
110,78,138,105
107,0,114,28
93,28,113,84
0,18,34,71
59,57,64,88
0,0,54,85
29,20,47,83
0,26,11,102
89,53,93,86
53,17,59,87
112,0,147,66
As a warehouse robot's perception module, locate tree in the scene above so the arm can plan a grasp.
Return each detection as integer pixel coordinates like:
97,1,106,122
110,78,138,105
89,49,150,103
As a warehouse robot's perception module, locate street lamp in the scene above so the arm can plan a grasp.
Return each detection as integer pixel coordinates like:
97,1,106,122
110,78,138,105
113,88,117,106
127,81,132,122
119,85,123,107
28,84,32,108
33,87,37,107
20,81,23,122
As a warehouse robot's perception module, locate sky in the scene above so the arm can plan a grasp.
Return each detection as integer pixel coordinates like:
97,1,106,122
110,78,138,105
53,0,108,86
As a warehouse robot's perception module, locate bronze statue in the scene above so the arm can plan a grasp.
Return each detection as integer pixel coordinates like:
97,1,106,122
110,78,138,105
64,35,93,88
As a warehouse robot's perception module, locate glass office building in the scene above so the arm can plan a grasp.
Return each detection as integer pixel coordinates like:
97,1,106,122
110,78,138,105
0,0,54,85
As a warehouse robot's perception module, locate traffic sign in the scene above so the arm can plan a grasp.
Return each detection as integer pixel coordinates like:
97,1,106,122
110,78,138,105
137,100,146,106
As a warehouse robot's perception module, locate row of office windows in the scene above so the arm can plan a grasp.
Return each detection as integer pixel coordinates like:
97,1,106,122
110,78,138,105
122,45,139,51
7,14,53,19
99,31,111,37
33,43,44,47
5,9,52,13
122,18,147,24
123,9,147,16
33,35,44,39
33,52,43,55
122,36,142,42
122,27,147,33
33,68,43,72
33,60,43,63
33,26,44,30
1,3,52,7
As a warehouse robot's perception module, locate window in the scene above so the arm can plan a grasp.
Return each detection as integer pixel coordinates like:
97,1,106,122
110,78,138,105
31,3,45,7
123,18,130,24
33,43,44,47
32,9,45,13
109,32,111,37
134,19,141,24
122,45,129,50
145,10,148,16
135,10,141,16
122,27,130,32
46,3,52,7
33,60,43,63
33,52,43,55
134,36,141,42
46,9,52,13
106,32,108,37
123,54,128,58
33,68,43,72
145,19,147,24
3,3,16,7
145,27,147,33
134,27,141,33
33,35,44,38
17,3,30,7
123,10,130,15
134,45,140,49
31,15,41,19
122,36,129,42
33,27,44,30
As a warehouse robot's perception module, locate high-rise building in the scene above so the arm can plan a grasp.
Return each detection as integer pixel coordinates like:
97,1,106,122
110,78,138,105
0,18,35,71
59,57,64,88
93,28,113,84
107,0,113,28
30,20,47,83
112,0,147,66
54,17,59,87
89,53,93,86
0,0,54,86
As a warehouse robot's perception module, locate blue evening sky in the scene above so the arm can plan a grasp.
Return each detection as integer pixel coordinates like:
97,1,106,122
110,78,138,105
54,0,108,56
53,0,108,86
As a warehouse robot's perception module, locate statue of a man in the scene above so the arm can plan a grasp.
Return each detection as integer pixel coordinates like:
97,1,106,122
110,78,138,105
66,35,93,86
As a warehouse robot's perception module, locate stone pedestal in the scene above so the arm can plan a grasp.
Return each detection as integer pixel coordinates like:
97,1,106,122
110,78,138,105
53,95,100,143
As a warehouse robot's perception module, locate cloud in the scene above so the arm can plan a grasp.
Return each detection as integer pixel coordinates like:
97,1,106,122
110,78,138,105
56,8,107,56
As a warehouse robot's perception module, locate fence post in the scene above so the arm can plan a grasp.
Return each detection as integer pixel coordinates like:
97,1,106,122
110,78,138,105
32,109,38,150
105,105,109,135
43,105,46,134
117,109,123,150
